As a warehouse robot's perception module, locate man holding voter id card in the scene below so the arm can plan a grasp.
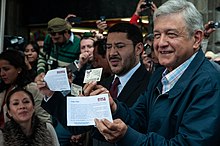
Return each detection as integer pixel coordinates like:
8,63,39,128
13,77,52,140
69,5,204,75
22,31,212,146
38,0,220,143
83,0,220,145
36,22,152,146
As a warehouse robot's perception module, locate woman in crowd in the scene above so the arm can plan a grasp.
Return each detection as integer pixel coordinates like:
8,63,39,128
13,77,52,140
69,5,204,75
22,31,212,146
0,88,59,146
24,41,40,80
0,49,51,129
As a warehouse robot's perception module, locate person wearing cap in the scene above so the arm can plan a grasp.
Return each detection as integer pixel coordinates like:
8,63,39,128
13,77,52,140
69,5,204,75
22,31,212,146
36,17,81,146
37,17,80,74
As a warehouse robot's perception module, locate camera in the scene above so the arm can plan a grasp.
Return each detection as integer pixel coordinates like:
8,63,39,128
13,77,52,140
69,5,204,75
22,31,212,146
144,43,152,56
209,22,220,29
47,59,58,70
140,0,153,9
3,35,25,51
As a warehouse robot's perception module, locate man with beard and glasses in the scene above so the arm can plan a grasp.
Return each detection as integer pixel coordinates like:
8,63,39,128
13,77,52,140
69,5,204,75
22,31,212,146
84,0,220,145
37,17,80,74
37,22,152,146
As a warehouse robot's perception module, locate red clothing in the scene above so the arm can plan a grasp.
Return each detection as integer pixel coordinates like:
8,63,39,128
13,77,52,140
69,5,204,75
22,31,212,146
129,14,140,25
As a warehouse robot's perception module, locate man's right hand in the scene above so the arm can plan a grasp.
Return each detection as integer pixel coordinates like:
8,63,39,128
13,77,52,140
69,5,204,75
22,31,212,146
135,0,147,16
96,20,107,34
204,21,216,39
78,52,90,70
35,73,54,97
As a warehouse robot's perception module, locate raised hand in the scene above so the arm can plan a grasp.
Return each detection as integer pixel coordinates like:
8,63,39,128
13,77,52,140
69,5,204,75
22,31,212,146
35,73,54,97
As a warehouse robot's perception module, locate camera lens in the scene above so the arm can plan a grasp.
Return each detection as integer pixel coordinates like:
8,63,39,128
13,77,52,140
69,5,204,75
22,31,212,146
140,0,152,8
146,1,152,7
100,16,105,22
144,44,152,55
209,22,220,29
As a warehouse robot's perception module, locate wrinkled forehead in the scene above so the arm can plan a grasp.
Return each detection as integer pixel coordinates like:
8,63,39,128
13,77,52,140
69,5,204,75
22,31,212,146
153,13,188,33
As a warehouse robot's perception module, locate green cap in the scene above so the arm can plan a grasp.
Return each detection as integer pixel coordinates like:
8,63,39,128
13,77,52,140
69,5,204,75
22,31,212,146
47,17,72,33
82,32,93,37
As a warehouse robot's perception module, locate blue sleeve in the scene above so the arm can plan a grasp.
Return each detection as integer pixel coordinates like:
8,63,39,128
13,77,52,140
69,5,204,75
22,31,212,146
113,91,149,134
113,73,220,145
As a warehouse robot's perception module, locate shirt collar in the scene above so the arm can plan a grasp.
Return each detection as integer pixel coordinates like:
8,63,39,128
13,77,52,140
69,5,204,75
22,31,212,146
162,52,197,78
69,32,74,43
115,62,141,88
161,52,197,93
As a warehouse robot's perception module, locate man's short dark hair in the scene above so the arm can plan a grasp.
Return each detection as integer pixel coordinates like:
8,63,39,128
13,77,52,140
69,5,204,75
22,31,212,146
107,22,143,47
94,38,107,58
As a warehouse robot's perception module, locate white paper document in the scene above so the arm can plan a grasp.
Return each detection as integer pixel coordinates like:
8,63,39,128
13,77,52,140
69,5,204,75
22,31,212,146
67,94,113,126
44,68,70,91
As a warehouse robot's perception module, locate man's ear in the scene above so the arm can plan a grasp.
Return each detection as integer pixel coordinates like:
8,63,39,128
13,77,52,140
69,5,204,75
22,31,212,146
193,30,204,50
135,42,144,56
64,30,70,39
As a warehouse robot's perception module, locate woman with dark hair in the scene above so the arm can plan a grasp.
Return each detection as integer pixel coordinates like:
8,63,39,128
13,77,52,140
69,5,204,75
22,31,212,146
0,88,59,146
24,41,40,80
0,49,51,129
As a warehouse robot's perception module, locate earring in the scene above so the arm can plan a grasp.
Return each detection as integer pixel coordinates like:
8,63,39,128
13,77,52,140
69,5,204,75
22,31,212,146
6,112,12,119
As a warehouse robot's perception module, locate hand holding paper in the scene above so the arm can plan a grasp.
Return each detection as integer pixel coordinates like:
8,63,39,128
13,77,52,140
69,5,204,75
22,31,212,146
44,68,70,91
67,94,112,126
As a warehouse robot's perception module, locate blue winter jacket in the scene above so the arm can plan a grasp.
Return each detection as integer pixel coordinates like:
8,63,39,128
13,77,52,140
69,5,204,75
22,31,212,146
114,49,220,146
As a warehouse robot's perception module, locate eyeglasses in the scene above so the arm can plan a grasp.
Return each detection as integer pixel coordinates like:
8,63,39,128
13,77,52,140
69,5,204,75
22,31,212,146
49,31,66,36
105,43,133,50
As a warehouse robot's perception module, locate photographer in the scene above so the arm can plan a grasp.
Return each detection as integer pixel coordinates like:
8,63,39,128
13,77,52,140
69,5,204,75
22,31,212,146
141,33,159,72
36,17,81,146
96,17,108,34
204,21,217,38
201,21,217,53
130,0,157,25
37,17,80,74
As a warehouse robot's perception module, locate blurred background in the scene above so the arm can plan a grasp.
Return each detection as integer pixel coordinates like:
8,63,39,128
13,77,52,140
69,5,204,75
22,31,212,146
1,0,220,52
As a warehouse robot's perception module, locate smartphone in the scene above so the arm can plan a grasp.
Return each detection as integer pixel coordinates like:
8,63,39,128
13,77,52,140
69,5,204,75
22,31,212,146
144,43,152,56
100,16,106,22
140,0,152,9
67,17,81,24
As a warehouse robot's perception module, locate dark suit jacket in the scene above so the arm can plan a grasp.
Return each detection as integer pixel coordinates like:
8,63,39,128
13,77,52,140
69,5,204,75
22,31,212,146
91,64,151,143
99,64,151,107
41,63,152,144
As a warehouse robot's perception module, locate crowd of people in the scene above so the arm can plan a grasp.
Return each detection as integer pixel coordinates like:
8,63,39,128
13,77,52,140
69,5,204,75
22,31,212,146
1,0,220,145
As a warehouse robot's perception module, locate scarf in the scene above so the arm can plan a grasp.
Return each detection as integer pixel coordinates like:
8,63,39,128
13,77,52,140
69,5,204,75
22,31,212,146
2,116,53,146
